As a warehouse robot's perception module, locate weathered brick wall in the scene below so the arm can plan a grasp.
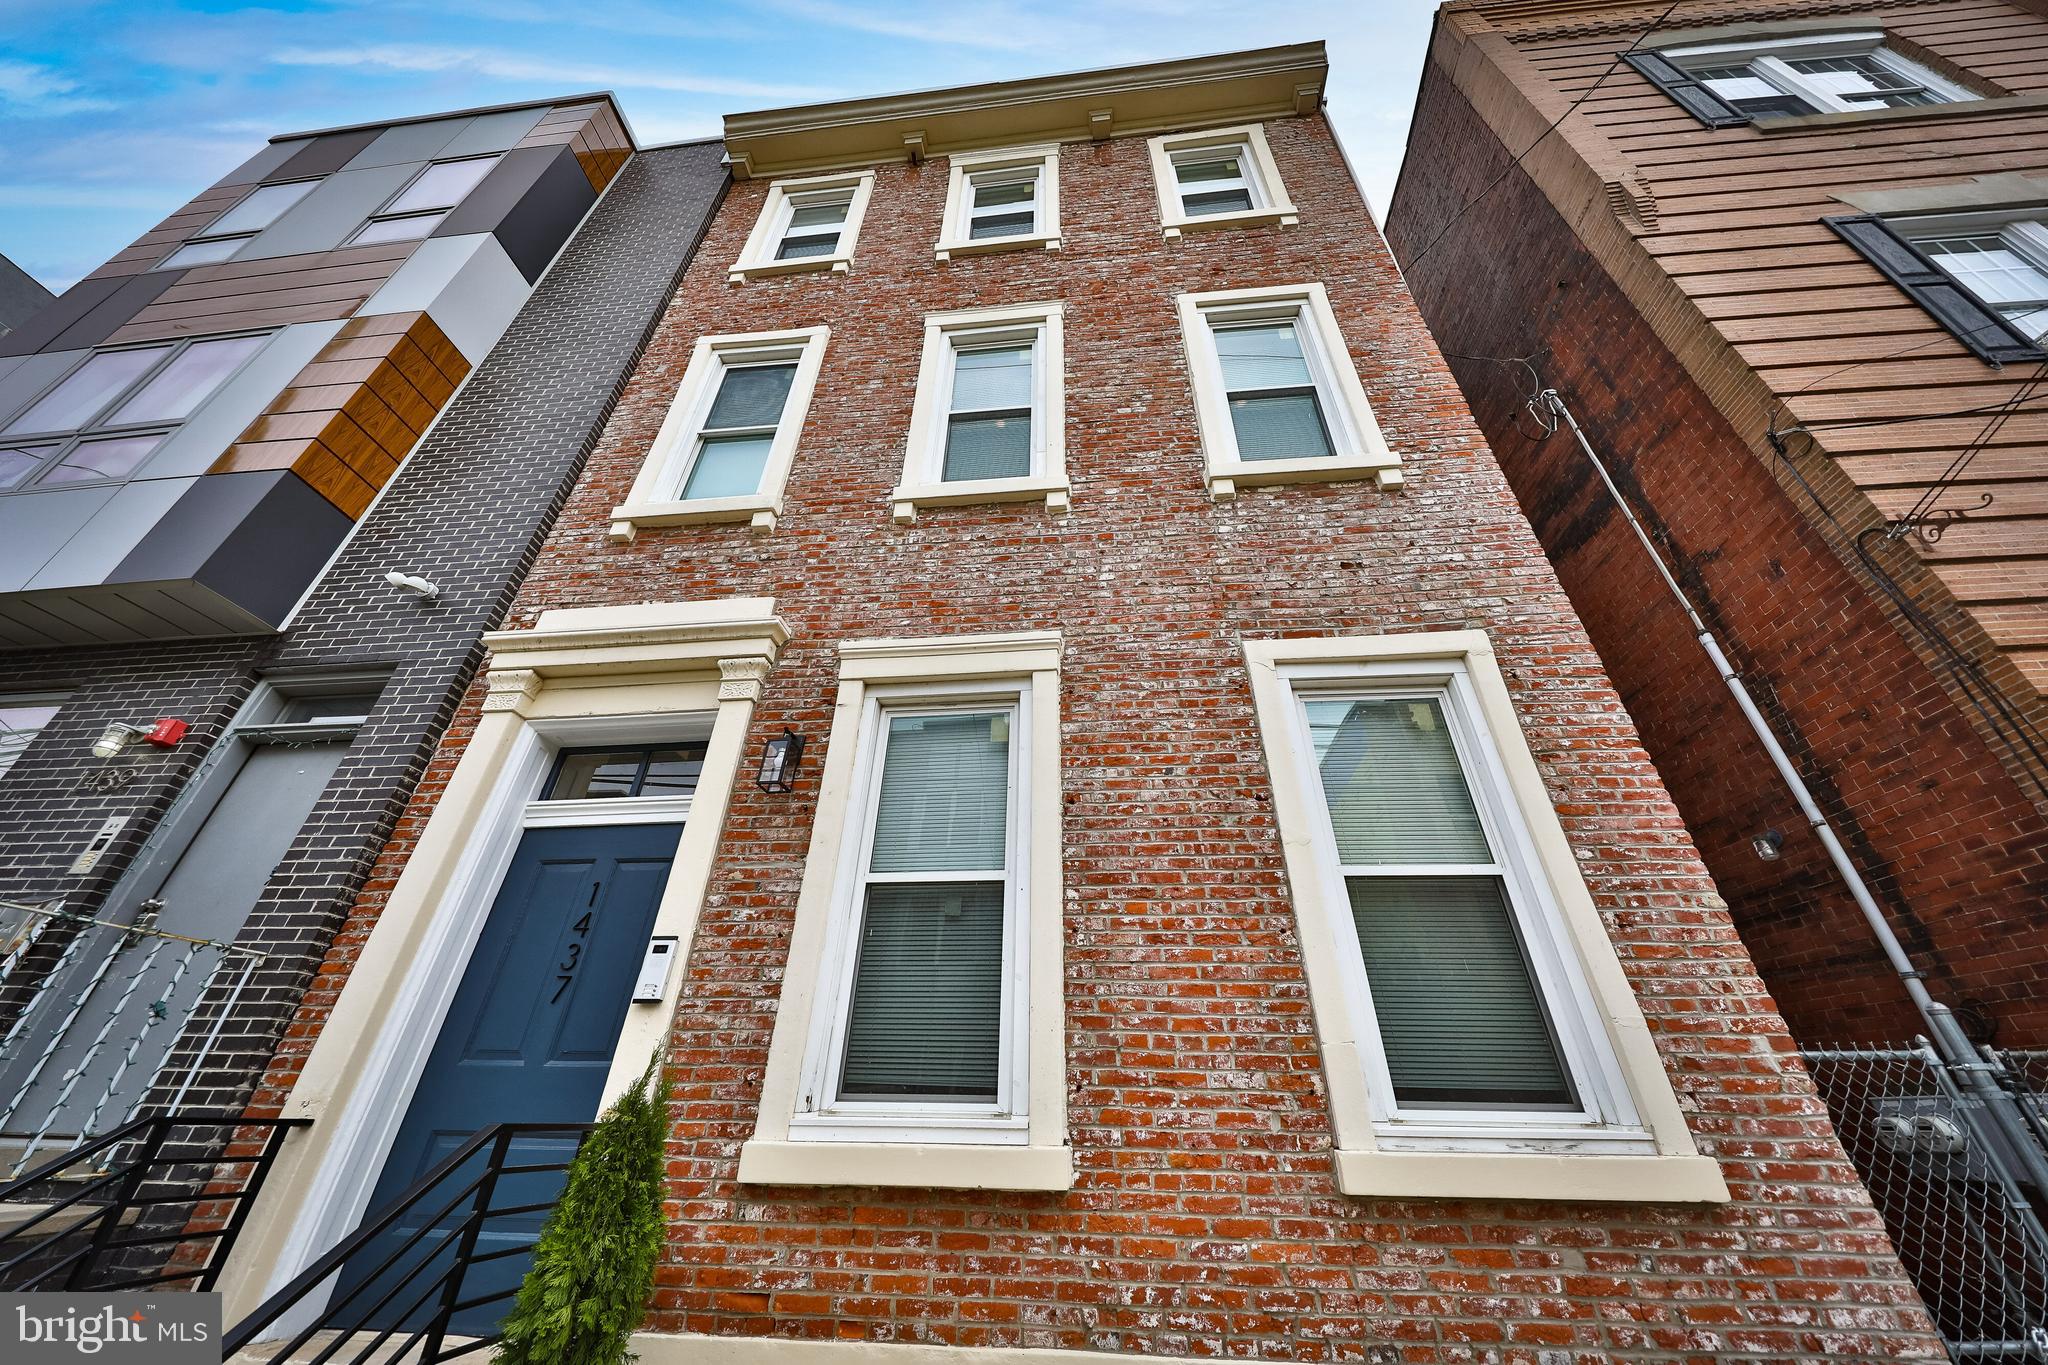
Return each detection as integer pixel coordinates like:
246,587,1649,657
275,114,1944,1359
1385,57,2048,1050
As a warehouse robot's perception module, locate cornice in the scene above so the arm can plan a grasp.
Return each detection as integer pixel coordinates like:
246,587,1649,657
721,44,1326,179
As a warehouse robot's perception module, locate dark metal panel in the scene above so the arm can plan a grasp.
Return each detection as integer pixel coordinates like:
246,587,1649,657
0,253,54,334
264,128,383,184
432,144,596,283
44,272,187,352
220,138,314,187
0,277,125,357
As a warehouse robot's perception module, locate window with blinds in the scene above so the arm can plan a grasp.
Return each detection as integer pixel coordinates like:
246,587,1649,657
679,360,797,500
777,190,853,260
1304,693,1576,1111
1172,145,1256,218
834,706,1015,1104
1214,318,1335,462
943,341,1035,482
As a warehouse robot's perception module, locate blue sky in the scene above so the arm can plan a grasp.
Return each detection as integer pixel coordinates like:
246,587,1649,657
0,0,1435,292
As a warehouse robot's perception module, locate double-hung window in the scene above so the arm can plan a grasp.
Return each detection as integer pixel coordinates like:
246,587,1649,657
729,172,876,281
608,326,828,540
1177,283,1399,501
1148,124,1298,238
350,155,501,246
1646,33,1974,123
159,180,317,269
892,303,1067,522
744,632,1068,1191
936,146,1061,260
1908,217,2048,345
1242,631,1728,1203
0,333,270,491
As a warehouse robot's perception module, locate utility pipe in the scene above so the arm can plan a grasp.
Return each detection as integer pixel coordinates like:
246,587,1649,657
1540,388,2048,1198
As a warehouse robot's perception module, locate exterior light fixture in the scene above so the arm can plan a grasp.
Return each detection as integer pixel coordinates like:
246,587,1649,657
756,729,806,793
90,719,191,758
1752,829,1785,862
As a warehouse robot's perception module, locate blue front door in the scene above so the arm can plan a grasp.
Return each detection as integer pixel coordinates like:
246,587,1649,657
335,822,681,1337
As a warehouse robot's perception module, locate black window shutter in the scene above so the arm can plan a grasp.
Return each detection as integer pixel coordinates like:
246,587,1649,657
1621,51,1751,128
1825,214,2048,366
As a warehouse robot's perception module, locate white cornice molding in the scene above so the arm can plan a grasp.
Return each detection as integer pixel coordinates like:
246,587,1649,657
483,598,789,678
722,43,1327,179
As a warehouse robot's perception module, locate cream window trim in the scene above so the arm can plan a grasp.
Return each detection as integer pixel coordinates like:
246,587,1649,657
935,144,1062,261
1148,122,1298,239
729,171,876,282
891,303,1069,524
1177,282,1402,502
1241,630,1728,1204
743,631,1068,1190
608,326,828,542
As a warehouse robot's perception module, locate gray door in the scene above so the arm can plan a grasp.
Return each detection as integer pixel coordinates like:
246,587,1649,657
0,738,348,1139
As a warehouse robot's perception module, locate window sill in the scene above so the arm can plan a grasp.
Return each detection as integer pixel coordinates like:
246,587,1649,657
727,255,852,284
890,476,1071,523
1754,91,2048,133
1206,453,1404,503
608,495,781,542
1334,1148,1729,1203
738,1139,1073,1191
1162,205,1298,240
936,233,1061,262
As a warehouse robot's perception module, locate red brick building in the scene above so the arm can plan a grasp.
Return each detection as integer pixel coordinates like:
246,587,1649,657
222,45,1947,1363
1384,0,2048,1050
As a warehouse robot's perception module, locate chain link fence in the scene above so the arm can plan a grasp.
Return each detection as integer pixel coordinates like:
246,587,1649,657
1804,1044,2048,1362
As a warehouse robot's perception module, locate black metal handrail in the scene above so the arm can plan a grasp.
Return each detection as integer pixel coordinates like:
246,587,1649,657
0,1111,308,1291
224,1121,594,1365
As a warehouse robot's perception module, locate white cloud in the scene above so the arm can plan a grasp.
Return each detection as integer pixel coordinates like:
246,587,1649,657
268,43,833,101
0,59,117,115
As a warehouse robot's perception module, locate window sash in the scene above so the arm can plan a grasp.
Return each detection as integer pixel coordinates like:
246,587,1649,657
776,193,852,259
200,179,317,239
805,695,1026,1125
0,334,268,489
667,353,801,501
1914,222,2048,339
1207,313,1338,462
934,330,1042,483
967,169,1040,240
1289,676,1614,1130
1676,42,1962,115
1172,146,1258,216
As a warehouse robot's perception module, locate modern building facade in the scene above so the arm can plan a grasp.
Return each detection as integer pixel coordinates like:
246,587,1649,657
0,96,728,1168
1385,0,2048,1050
224,45,1948,1362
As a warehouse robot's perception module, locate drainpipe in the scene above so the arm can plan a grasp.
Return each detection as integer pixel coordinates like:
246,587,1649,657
1540,388,2048,1199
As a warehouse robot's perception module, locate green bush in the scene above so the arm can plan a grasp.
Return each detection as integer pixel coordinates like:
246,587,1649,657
493,1056,671,1365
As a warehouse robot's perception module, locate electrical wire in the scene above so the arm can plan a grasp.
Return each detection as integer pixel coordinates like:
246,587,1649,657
1891,362,2048,533
1400,0,1684,276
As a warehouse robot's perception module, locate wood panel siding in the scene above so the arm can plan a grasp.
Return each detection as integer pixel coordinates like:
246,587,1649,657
517,100,632,193
212,311,470,517
84,183,250,281
1451,0,2048,695
104,242,419,345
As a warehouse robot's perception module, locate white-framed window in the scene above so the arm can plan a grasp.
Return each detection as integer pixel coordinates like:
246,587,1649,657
1176,282,1400,502
158,179,318,269
1147,123,1298,239
728,171,877,282
1900,213,2048,344
0,692,66,779
742,631,1069,1192
935,145,1061,260
1660,32,1975,117
607,326,829,541
347,155,502,246
892,303,1067,523
0,332,272,492
1242,631,1728,1203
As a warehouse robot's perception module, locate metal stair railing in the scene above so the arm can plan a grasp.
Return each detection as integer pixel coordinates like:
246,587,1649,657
224,1121,595,1365
0,1110,307,1291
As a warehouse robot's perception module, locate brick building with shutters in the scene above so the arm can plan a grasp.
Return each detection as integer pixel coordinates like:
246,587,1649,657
1383,0,2048,1051
221,44,1952,1362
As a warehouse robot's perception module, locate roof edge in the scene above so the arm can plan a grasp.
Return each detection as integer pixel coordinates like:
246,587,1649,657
270,91,621,144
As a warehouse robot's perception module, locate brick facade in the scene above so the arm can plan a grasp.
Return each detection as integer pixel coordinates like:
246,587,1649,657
0,141,725,1123
1382,1,2048,1049
271,106,1947,1360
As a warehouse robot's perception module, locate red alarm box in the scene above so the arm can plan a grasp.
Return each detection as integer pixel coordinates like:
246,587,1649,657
144,718,190,748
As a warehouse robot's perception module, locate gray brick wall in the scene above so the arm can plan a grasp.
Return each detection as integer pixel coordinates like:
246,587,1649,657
0,139,728,1121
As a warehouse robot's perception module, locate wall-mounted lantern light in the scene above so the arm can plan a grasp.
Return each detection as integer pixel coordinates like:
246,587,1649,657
757,729,806,793
90,718,190,759
1752,828,1785,862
